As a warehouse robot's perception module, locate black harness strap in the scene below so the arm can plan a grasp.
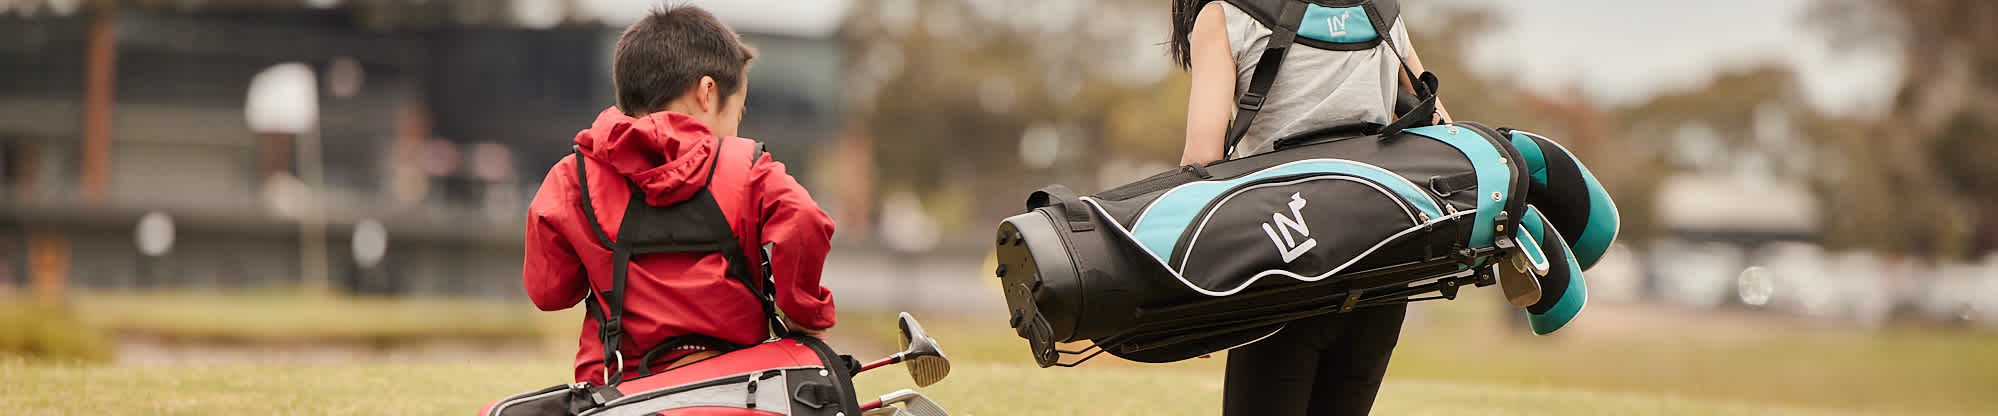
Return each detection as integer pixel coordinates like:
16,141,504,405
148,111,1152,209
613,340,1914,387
1222,0,1308,159
573,146,623,385
1221,0,1440,159
571,138,779,386
1367,0,1439,137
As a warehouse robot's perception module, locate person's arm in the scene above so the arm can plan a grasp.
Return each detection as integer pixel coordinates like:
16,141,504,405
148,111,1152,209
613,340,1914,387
1390,21,1452,124
1181,2,1237,166
524,157,589,311
749,153,838,333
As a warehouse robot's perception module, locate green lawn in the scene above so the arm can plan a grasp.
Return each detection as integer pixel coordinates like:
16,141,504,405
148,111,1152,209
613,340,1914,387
0,357,1881,416
68,292,560,342
3,292,1995,415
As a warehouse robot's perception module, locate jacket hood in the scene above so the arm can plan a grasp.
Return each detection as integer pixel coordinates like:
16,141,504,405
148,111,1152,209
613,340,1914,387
572,106,722,206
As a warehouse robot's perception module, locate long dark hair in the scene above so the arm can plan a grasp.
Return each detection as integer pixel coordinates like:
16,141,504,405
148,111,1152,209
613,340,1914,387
1168,0,1209,69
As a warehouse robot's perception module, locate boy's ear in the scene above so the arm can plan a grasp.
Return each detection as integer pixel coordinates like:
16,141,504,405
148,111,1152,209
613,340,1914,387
695,76,720,114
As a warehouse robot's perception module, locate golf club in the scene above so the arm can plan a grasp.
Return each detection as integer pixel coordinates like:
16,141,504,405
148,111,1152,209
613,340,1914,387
853,312,952,387
860,389,951,416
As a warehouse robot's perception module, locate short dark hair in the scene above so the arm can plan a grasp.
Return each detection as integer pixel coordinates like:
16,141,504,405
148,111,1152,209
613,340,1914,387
612,4,757,116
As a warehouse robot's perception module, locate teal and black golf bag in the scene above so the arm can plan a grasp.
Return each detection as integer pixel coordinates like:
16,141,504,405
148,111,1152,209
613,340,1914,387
991,0,1619,367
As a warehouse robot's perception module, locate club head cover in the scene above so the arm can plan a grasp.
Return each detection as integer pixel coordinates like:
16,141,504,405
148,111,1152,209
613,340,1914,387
1518,205,1588,335
1506,129,1620,270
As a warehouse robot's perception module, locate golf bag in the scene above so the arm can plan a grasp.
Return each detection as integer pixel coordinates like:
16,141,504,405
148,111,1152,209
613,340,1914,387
996,121,1620,366
992,0,1618,368
482,337,860,416
483,140,862,415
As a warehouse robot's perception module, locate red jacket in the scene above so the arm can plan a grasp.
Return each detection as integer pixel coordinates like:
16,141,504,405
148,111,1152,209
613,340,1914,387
525,107,837,384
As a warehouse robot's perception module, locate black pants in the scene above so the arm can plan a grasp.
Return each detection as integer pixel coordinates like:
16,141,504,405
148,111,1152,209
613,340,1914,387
1222,302,1407,416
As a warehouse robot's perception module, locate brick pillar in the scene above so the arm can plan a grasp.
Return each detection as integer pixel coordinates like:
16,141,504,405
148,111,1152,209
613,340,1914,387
79,4,118,204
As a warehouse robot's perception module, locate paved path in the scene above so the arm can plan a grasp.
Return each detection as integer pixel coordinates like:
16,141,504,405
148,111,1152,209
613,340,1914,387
817,246,1007,319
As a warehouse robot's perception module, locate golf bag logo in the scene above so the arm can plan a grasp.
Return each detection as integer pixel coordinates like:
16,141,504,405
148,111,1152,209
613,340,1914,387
1261,193,1318,263
1327,10,1353,38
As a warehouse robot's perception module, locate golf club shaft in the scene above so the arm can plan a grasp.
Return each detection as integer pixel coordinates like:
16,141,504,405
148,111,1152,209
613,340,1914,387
858,353,903,373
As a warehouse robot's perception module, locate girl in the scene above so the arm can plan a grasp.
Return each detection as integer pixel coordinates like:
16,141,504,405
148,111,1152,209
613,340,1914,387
1169,0,1448,414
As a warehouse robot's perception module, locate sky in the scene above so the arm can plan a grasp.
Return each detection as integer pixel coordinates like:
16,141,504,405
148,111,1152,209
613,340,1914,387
579,0,1906,118
1441,0,1905,116
580,0,853,38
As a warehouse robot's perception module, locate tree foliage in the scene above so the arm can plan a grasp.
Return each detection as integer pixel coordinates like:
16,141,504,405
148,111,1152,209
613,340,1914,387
1807,0,1998,257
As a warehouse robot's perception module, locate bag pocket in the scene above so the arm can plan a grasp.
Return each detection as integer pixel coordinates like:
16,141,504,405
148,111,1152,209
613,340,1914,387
484,382,595,416
1161,171,1449,296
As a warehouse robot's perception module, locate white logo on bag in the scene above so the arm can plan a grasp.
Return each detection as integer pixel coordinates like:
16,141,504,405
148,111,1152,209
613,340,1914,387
1261,193,1318,263
1327,10,1352,38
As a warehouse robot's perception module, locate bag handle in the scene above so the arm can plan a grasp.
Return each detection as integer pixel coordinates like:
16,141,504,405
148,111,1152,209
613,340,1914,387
1027,185,1096,232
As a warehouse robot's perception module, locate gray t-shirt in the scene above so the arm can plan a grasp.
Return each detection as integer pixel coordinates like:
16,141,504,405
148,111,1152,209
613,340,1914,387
1220,2,1413,157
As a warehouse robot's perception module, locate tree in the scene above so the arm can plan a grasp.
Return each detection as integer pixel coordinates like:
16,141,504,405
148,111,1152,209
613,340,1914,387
839,0,1192,231
1810,0,1998,257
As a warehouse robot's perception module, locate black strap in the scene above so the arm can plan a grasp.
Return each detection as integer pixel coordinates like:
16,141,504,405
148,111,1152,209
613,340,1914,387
570,138,781,386
1366,0,1442,136
1366,1,1426,101
575,146,613,247
1270,121,1385,150
572,147,626,385
1093,164,1211,201
601,191,647,384
720,205,785,341
725,140,784,339
636,333,739,377
742,141,783,339
1223,0,1439,158
1378,72,1439,137
1027,185,1096,232
1222,0,1308,159
1428,171,1479,197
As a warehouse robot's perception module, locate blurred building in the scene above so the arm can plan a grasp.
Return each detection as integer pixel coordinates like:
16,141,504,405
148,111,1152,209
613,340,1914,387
0,2,845,297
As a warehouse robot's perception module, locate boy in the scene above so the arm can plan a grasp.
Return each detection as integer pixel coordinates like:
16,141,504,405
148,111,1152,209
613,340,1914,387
522,5,837,385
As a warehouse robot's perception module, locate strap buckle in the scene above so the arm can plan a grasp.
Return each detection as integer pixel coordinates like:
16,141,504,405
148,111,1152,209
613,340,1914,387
1237,91,1267,112
603,350,625,385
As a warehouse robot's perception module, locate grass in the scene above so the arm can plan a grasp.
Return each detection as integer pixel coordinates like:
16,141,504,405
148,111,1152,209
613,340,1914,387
0,299,113,362
68,291,559,343
1386,300,1998,415
2,291,1995,414
0,358,1877,416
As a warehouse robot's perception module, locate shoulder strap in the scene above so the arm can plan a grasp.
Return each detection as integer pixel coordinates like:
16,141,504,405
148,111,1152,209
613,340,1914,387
1365,0,1439,137
1222,0,1437,158
571,147,626,385
1363,0,1401,36
571,140,789,386
574,147,613,247
1222,0,1309,158
719,138,786,340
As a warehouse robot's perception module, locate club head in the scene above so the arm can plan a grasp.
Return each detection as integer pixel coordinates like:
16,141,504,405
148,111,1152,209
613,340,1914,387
896,312,951,387
1496,261,1543,308
861,405,904,416
873,389,951,416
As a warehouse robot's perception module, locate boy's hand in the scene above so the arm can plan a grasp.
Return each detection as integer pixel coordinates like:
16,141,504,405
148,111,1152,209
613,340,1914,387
783,315,827,340
791,326,828,341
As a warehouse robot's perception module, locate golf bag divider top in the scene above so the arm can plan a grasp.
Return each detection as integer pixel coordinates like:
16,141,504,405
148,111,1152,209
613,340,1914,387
994,121,1619,368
